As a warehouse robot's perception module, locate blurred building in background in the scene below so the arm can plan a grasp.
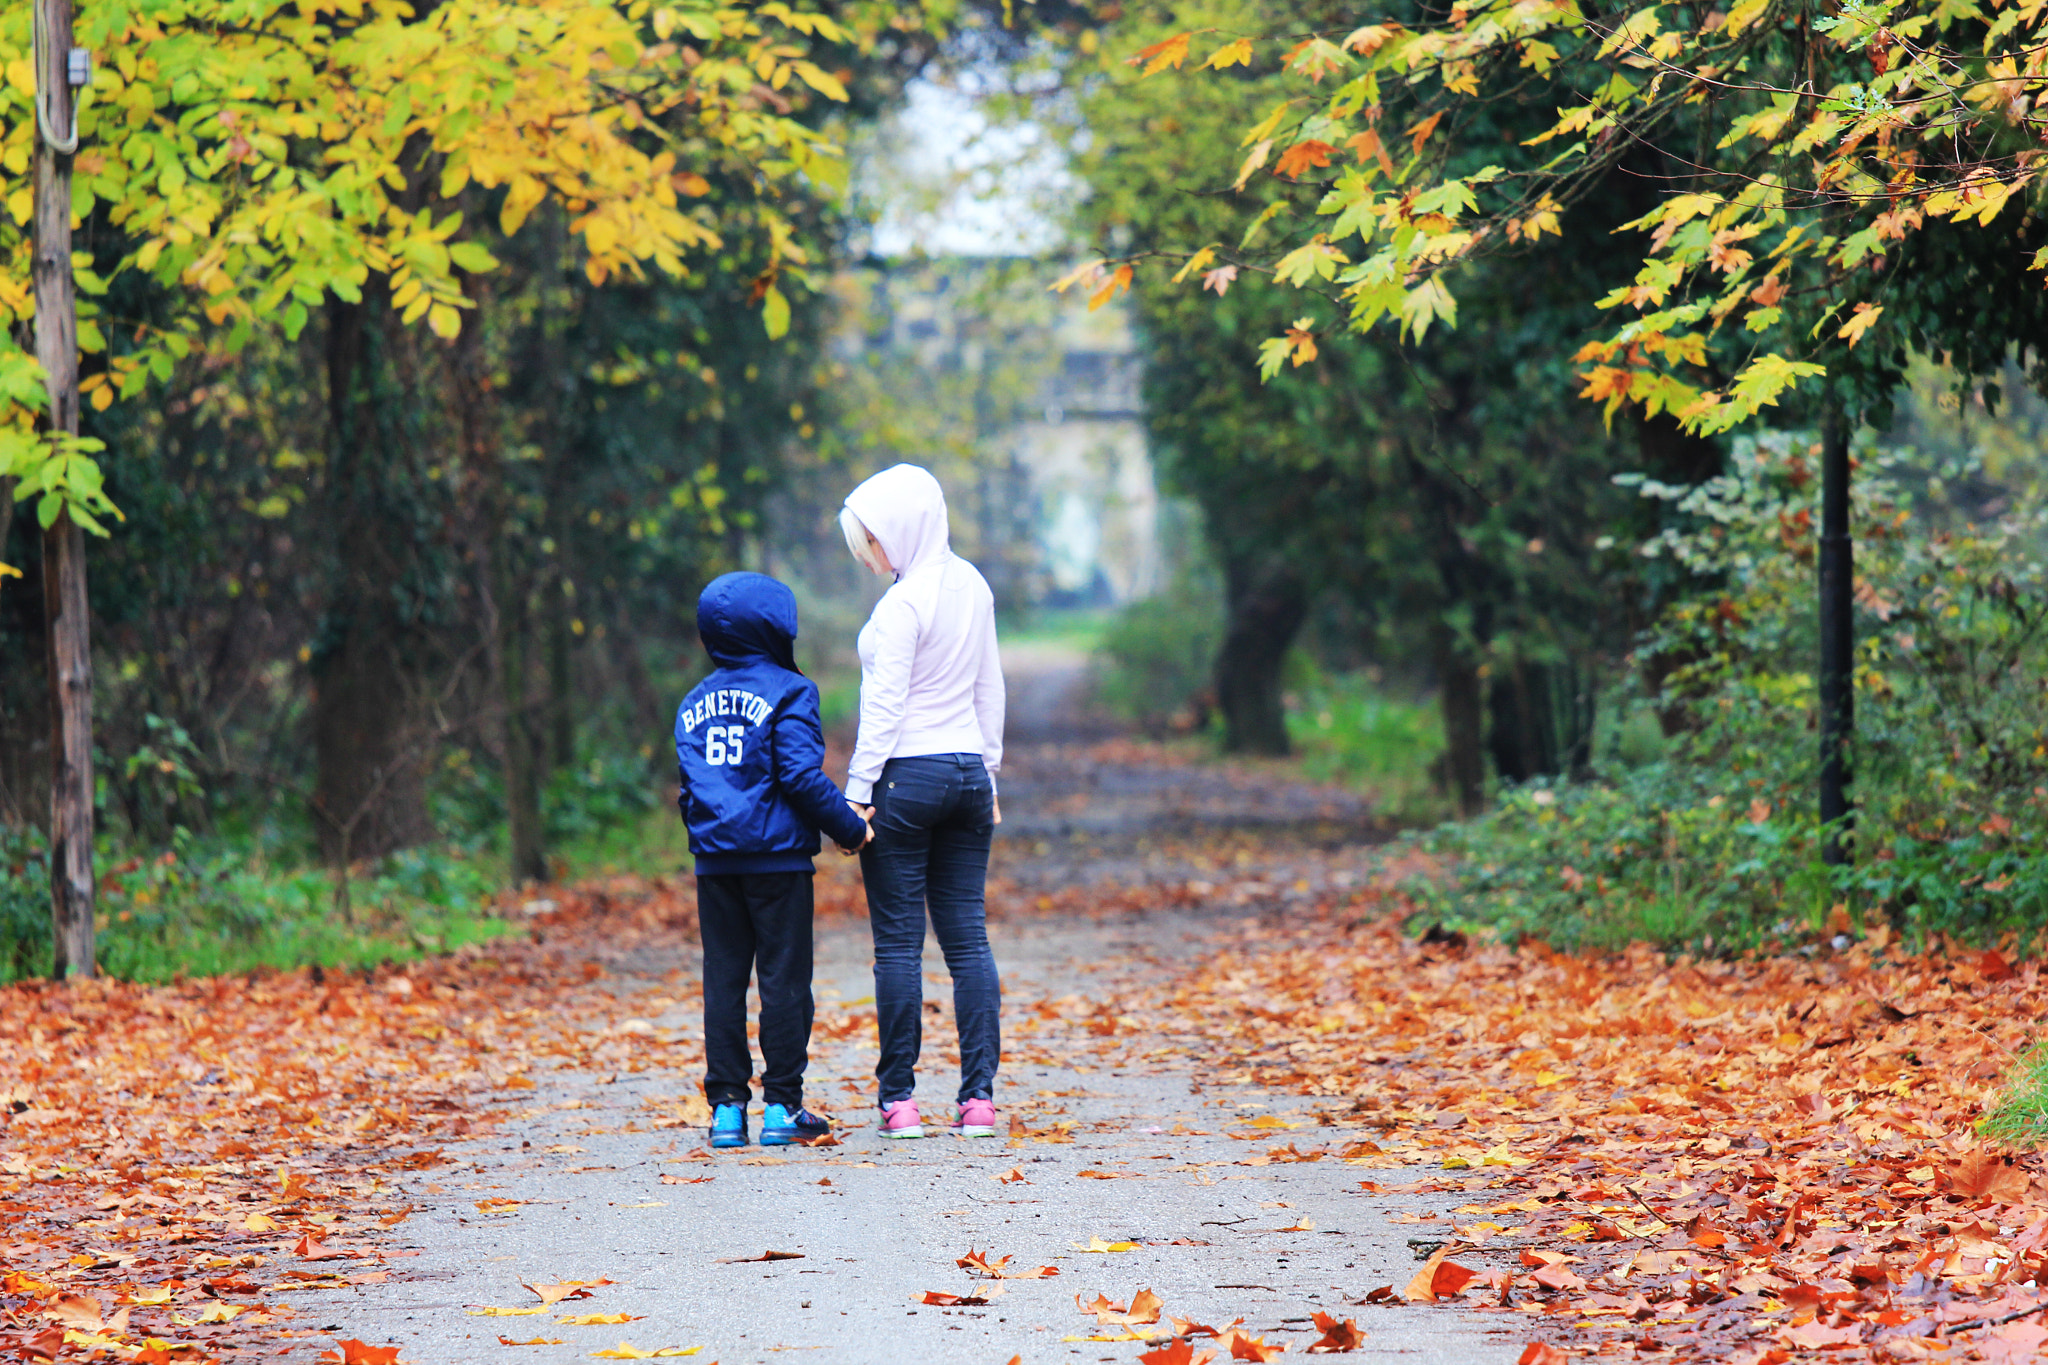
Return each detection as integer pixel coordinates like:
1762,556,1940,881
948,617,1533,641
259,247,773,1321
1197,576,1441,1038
819,259,1161,612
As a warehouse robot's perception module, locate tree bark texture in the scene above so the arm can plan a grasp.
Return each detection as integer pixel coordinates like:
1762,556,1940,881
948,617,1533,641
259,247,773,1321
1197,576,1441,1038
1487,658,1596,784
1214,553,1307,756
1818,406,1854,865
1434,633,1487,818
311,294,433,865
35,0,94,977
449,282,547,885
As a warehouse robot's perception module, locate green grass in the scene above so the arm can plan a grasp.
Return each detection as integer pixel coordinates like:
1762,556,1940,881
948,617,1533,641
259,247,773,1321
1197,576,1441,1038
2,828,514,984
1981,1043,2048,1147
554,800,694,881
1002,607,1112,653
1287,671,1450,825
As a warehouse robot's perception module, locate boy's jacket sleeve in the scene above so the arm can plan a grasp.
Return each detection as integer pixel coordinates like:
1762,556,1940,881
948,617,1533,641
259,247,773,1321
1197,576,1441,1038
773,689,868,849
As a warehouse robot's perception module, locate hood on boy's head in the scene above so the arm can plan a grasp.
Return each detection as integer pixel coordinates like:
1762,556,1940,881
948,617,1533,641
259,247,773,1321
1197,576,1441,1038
696,572,800,672
844,463,949,580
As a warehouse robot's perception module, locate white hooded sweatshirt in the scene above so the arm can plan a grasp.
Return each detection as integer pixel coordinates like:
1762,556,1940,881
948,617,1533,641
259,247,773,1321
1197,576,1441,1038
842,464,1005,804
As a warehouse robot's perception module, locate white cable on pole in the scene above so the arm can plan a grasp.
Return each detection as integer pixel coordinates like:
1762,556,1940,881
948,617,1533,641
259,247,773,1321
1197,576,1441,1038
33,4,79,156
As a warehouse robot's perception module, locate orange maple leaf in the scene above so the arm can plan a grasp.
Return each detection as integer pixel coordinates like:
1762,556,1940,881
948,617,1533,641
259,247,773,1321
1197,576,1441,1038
1141,1339,1219,1365
1274,140,1337,178
320,1341,400,1365
1306,1311,1364,1352
1127,32,1193,76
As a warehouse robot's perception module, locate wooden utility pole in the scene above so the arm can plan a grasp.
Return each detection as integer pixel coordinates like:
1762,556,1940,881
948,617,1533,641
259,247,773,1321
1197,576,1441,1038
34,0,95,977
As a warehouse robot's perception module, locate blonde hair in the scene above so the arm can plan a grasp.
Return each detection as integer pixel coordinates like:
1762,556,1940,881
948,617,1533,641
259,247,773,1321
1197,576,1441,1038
839,506,891,576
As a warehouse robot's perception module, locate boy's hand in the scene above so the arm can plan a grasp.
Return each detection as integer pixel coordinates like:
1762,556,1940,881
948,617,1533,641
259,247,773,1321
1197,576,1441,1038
840,800,874,855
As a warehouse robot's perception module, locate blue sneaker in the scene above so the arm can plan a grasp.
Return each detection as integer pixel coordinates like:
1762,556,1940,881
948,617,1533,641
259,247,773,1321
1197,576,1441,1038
709,1102,749,1149
760,1104,831,1146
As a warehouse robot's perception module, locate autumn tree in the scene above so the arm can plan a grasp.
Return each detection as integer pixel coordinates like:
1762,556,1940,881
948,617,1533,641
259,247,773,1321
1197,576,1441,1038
0,0,925,963
1050,0,1661,791
1072,0,2048,830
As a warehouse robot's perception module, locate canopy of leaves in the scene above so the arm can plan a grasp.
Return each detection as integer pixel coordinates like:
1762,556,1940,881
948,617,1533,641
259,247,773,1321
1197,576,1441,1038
0,0,879,552
1099,0,2048,432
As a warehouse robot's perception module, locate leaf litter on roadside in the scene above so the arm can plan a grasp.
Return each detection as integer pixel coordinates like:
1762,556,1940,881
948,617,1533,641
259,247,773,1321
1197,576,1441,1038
0,888,706,1364
1049,846,2048,1364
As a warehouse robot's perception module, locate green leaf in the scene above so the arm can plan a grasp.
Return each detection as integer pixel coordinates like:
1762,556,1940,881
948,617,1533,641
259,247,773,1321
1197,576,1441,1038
448,241,501,274
762,284,791,341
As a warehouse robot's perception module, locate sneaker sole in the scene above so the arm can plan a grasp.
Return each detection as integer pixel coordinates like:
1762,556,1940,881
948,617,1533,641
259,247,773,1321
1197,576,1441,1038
760,1131,830,1146
710,1136,749,1149
950,1125,996,1137
880,1126,925,1139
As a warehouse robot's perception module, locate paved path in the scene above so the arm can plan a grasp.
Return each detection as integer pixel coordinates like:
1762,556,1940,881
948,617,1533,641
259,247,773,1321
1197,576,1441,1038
331,650,1516,1364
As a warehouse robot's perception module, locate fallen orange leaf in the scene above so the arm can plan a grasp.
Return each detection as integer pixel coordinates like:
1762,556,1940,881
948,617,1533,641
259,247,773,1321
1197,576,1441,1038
1140,1339,1219,1365
558,1313,644,1326
524,1280,612,1305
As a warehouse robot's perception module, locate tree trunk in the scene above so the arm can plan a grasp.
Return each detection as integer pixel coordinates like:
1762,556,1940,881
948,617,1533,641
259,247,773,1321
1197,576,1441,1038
1214,553,1307,756
1818,406,1854,865
498,579,547,885
1487,658,1597,784
448,278,547,885
34,0,93,978
547,584,574,771
311,293,433,865
43,516,93,977
1435,632,1486,817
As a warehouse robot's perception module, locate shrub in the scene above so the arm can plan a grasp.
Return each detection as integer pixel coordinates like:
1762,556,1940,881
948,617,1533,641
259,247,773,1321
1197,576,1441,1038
1403,431,2048,951
1288,667,1449,824
1094,571,1223,734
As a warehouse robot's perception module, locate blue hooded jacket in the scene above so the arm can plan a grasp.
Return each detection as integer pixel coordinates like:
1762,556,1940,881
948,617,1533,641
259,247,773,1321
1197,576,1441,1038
674,573,868,875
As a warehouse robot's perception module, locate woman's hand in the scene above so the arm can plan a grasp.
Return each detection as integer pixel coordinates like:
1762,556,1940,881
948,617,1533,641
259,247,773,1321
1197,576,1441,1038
992,797,1002,826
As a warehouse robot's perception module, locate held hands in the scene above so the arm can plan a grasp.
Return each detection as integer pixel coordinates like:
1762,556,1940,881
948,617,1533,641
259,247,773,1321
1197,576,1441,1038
837,800,875,856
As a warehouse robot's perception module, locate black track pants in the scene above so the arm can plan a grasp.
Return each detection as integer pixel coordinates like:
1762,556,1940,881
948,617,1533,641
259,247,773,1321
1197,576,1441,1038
698,871,814,1109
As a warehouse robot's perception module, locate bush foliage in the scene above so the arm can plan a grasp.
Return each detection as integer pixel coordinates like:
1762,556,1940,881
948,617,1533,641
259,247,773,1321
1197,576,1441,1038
1406,431,2048,951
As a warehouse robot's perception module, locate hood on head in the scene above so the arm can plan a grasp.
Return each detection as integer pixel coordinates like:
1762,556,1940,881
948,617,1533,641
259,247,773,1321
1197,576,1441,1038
696,572,800,672
843,464,949,580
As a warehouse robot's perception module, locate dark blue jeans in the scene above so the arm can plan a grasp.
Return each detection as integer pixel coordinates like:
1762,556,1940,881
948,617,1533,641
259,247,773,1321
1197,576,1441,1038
860,754,1000,1106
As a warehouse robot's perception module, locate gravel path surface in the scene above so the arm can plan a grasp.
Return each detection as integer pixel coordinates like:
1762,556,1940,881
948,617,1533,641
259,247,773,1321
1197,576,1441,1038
328,651,1516,1364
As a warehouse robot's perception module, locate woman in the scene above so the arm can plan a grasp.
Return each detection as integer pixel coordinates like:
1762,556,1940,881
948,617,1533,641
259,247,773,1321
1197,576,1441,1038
839,463,1005,1140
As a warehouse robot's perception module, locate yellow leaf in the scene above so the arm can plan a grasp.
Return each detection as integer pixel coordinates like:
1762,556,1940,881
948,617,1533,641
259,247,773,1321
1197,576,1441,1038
558,1313,645,1326
1204,38,1253,70
1127,32,1191,76
427,304,462,340
245,1213,279,1233
1088,265,1132,312
469,1307,549,1317
1836,303,1882,347
1171,247,1218,284
1049,259,1107,295
589,1345,702,1359
1071,1237,1139,1253
6,188,30,227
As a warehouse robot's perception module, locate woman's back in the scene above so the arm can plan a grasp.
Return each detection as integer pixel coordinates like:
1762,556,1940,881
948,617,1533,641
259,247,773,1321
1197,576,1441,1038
841,464,1005,805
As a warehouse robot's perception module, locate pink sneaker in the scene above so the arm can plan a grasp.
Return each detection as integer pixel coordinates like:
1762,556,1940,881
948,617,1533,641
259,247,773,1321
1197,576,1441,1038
952,1099,996,1137
880,1099,924,1140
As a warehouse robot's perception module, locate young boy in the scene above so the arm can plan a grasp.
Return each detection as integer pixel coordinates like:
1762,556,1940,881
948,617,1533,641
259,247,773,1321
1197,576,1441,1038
675,572,870,1149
